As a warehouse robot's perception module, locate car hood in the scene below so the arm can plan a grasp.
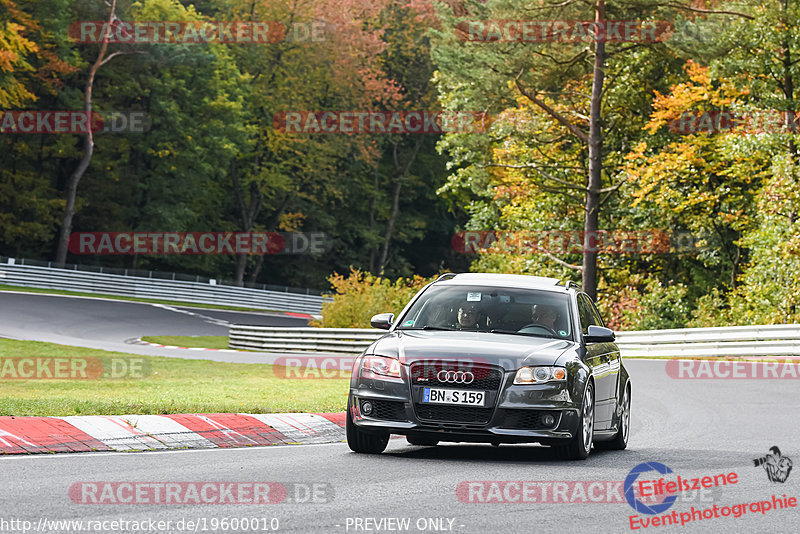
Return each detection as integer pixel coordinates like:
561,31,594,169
368,330,573,370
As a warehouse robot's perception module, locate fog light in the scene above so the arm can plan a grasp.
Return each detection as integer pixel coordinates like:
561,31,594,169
543,414,556,426
361,401,374,416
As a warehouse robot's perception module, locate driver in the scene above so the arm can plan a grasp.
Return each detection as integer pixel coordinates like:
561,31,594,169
457,302,483,330
531,304,558,330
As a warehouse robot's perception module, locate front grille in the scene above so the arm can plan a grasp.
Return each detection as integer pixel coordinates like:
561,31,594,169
368,399,406,420
415,404,494,424
500,409,559,430
409,363,503,390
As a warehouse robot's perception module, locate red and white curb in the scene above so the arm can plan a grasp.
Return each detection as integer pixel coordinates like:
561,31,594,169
0,412,346,455
128,338,243,352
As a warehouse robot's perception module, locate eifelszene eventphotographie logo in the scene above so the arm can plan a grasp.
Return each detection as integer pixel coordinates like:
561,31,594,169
753,446,793,483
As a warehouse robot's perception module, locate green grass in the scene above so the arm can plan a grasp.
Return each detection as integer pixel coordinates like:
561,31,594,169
0,339,348,416
0,284,280,313
141,335,230,349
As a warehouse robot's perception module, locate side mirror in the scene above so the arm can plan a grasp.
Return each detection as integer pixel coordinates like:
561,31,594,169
584,325,615,343
370,312,394,330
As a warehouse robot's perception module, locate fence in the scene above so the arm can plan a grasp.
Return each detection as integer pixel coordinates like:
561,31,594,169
229,326,381,352
0,259,326,315
228,323,800,357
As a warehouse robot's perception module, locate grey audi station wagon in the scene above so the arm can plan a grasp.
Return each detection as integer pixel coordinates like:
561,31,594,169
346,273,631,460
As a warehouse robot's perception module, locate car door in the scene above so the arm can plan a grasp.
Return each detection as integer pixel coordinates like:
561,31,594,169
586,295,621,423
577,294,613,430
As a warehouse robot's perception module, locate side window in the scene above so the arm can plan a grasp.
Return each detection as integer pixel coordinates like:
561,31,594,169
586,297,605,327
577,294,597,335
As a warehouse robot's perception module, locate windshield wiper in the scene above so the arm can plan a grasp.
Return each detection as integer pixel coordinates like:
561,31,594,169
490,329,556,339
396,325,456,331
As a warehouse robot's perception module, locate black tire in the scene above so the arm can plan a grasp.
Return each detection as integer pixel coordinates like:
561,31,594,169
595,383,630,451
346,409,389,454
406,435,439,447
553,381,594,461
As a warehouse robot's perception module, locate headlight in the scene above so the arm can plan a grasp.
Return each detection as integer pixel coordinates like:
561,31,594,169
360,355,402,380
514,366,566,384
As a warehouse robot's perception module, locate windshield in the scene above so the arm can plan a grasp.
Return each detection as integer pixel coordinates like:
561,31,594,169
396,284,573,340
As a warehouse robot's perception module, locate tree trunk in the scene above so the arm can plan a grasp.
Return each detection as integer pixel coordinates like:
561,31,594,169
582,0,606,300
247,253,264,284
780,0,798,164
369,163,380,274
377,138,424,274
234,253,248,285
378,176,402,273
231,167,263,286
54,0,118,267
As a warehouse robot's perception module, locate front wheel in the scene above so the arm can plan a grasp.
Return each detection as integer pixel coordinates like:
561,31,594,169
346,408,389,454
553,381,594,460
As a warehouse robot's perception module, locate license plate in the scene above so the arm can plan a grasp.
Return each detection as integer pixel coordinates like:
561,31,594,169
422,388,485,406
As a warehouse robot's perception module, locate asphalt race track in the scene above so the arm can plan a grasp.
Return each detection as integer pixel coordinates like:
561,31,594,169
1,291,799,533
2,361,799,533
0,291,308,362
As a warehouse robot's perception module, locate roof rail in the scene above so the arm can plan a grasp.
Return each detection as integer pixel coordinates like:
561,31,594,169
558,279,582,291
435,273,458,282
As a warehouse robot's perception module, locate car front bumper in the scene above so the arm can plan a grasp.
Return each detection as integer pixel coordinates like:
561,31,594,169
348,373,582,445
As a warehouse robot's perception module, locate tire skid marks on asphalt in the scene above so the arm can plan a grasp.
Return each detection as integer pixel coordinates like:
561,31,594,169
149,304,231,327
246,413,345,444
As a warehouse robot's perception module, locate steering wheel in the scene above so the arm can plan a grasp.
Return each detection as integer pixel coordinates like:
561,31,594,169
518,324,557,336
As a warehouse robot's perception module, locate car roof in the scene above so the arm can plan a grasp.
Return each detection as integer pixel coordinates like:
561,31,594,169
435,273,571,292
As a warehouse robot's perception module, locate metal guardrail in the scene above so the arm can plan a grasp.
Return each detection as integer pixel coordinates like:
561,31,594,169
615,324,800,357
0,261,326,315
229,326,380,352
0,256,323,295
228,324,800,357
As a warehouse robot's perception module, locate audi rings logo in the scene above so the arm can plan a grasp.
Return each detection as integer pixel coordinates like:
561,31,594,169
437,370,475,384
